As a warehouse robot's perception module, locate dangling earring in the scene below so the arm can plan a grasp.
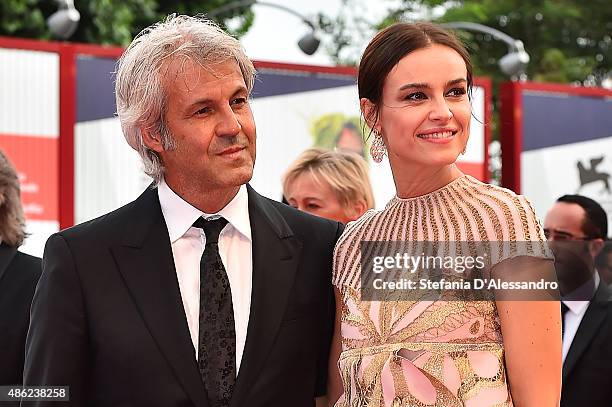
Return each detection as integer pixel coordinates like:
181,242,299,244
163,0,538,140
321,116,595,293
370,130,386,163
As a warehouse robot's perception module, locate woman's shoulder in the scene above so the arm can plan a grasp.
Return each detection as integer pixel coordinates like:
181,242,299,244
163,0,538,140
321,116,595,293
335,209,379,249
345,208,380,232
462,175,523,202
338,201,404,244
463,177,553,264
332,208,390,287
461,176,545,241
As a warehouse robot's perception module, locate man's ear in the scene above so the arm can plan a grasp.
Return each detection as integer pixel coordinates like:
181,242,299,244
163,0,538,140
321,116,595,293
360,98,380,133
140,125,165,154
590,238,605,258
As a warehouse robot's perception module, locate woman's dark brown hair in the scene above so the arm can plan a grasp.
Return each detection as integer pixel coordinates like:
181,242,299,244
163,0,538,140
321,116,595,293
0,150,27,247
358,22,473,130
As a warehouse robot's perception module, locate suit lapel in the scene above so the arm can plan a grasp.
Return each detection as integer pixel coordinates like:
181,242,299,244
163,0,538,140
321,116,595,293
0,243,17,283
111,188,209,407
563,282,612,380
229,186,302,407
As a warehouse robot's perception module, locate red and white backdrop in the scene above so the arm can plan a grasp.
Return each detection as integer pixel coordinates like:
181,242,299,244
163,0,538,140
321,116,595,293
0,38,492,256
0,40,60,257
501,82,612,235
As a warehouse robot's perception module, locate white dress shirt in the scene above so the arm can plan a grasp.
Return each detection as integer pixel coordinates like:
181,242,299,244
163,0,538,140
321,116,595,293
561,272,600,362
157,180,252,372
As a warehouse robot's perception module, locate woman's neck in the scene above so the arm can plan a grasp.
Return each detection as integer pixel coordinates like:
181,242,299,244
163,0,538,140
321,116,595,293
393,164,464,199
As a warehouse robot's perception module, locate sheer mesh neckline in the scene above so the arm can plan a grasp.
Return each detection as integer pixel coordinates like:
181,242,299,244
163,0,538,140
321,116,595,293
390,174,472,204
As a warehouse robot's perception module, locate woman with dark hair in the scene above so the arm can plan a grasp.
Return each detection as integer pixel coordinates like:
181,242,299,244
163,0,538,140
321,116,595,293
0,150,41,387
328,23,561,406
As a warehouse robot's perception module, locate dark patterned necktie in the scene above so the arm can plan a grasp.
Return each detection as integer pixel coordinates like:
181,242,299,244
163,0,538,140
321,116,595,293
193,216,236,407
561,302,569,338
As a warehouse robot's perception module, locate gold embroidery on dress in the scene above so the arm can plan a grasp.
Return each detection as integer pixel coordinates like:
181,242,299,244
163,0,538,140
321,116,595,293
333,175,549,407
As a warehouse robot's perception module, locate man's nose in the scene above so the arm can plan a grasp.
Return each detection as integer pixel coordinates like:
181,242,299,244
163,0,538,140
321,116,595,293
215,105,242,137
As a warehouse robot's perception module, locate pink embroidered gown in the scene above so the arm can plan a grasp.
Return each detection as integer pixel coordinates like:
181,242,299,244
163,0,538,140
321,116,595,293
332,175,552,407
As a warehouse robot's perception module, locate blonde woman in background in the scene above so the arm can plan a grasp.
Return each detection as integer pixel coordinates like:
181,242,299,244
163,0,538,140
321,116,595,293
283,148,374,224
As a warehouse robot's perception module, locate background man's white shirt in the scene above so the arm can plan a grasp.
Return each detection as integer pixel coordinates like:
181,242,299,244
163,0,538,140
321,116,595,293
561,272,600,362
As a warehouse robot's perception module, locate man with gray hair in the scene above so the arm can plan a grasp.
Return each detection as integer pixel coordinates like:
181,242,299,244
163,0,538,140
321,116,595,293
23,15,342,407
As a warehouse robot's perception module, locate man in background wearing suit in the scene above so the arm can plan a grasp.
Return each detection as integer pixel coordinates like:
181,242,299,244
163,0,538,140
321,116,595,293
596,242,612,285
0,151,41,391
544,194,612,407
23,15,342,407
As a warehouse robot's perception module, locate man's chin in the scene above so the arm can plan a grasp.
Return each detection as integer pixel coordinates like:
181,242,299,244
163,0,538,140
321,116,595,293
237,171,254,185
222,167,254,187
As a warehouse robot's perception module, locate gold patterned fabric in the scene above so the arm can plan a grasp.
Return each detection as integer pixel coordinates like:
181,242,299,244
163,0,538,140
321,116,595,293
332,175,552,407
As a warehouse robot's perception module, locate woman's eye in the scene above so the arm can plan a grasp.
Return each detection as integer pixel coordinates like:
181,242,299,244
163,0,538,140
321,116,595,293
446,87,467,97
306,203,321,210
404,92,427,101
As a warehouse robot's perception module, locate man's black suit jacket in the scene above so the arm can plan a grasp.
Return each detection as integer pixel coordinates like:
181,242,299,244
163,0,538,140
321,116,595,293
0,243,41,386
561,281,612,407
23,185,343,407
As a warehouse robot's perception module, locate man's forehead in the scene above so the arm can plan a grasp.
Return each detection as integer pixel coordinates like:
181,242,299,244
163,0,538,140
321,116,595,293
162,56,243,90
546,202,586,228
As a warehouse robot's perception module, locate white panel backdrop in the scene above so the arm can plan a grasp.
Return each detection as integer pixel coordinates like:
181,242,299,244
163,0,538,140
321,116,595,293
522,136,612,235
74,117,152,224
0,48,59,257
0,48,59,137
